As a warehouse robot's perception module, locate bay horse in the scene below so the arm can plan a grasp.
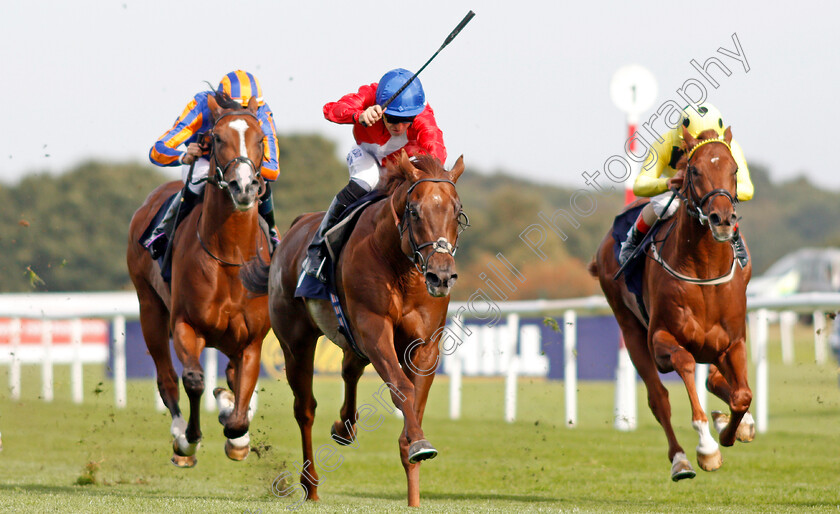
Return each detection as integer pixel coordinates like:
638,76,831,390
589,126,755,481
126,93,271,467
241,152,465,507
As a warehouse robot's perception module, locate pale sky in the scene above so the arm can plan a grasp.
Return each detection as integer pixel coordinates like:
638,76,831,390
2,1,838,190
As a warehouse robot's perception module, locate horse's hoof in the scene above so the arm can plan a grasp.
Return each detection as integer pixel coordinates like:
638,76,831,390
697,449,722,472
710,411,729,435
408,439,438,464
225,439,250,461
171,453,197,468
330,422,357,446
670,452,696,482
736,412,756,443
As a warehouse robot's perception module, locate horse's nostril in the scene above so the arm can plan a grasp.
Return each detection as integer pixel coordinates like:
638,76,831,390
709,213,721,225
425,272,442,287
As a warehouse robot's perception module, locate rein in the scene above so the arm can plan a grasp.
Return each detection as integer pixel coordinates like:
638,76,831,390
193,110,265,198
388,178,470,275
647,137,740,285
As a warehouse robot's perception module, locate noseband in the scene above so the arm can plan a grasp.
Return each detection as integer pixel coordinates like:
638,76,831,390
682,138,737,226
199,110,265,197
389,178,470,275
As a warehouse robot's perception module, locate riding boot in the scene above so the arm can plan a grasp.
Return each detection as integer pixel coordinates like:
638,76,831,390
145,188,200,260
258,184,280,254
618,224,646,267
302,180,369,282
732,227,749,268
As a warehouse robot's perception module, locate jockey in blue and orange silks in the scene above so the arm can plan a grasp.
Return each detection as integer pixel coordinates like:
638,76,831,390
618,103,754,268
301,68,447,281
143,70,281,259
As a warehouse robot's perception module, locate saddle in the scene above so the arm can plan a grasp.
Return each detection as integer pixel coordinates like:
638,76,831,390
611,202,668,325
295,190,386,300
294,190,386,363
140,191,271,283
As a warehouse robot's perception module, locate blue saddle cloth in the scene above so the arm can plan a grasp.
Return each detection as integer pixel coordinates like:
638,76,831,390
611,203,662,298
293,190,386,362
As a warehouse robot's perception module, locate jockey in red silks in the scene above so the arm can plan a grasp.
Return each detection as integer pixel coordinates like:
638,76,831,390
618,103,754,268
302,68,447,281
144,70,281,259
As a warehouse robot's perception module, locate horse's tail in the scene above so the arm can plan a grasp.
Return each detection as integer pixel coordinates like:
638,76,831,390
240,256,270,295
587,257,599,277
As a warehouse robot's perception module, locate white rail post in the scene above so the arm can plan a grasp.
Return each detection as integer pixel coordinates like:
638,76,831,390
41,320,53,402
71,318,84,404
505,356,519,423
614,333,637,431
204,347,218,411
813,310,827,365
695,363,708,413
448,351,462,420
748,310,759,364
564,310,578,428
113,315,127,408
755,308,769,434
9,318,21,401
779,310,797,365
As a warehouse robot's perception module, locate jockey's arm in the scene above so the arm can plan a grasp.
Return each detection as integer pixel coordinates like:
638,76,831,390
258,104,280,181
730,140,753,201
323,84,378,125
409,104,447,164
149,96,205,167
633,132,677,197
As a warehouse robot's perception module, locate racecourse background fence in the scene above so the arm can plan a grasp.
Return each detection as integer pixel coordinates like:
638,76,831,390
1,291,837,434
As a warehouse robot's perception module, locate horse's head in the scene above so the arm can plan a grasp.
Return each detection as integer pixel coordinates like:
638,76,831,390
390,152,468,298
205,94,265,211
679,126,739,242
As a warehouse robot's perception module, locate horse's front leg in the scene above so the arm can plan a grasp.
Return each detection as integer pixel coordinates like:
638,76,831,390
171,320,205,466
216,340,261,461
331,350,367,445
652,330,721,473
710,340,753,446
400,340,439,508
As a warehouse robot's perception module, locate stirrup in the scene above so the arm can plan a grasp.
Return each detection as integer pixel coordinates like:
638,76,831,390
302,254,326,283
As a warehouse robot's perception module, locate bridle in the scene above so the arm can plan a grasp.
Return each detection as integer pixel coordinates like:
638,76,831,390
389,178,470,275
196,110,265,199
648,137,740,285
192,109,268,266
680,138,738,226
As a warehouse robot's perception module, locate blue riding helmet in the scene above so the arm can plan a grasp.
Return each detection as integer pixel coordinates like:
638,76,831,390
376,68,426,117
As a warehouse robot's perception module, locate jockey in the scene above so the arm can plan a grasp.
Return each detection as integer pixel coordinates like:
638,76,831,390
144,70,281,259
302,68,447,281
618,103,754,268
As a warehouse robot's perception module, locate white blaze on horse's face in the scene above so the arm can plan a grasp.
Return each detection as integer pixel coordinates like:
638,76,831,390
228,119,253,186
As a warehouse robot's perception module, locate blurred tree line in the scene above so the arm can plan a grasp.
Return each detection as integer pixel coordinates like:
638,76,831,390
0,134,835,300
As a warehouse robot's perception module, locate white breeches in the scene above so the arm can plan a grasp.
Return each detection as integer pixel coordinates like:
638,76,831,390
182,158,210,195
346,146,382,191
650,191,681,219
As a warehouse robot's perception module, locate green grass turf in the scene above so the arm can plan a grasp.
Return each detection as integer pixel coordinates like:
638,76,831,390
0,326,838,513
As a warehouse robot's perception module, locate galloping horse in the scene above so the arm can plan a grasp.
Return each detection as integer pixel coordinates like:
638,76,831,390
590,127,755,481
241,152,465,507
126,93,271,466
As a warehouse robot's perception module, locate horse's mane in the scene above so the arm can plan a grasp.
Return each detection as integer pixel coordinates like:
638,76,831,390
213,90,243,110
377,154,449,195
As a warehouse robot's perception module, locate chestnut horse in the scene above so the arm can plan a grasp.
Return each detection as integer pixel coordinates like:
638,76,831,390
126,93,271,467
241,152,465,507
590,127,755,481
